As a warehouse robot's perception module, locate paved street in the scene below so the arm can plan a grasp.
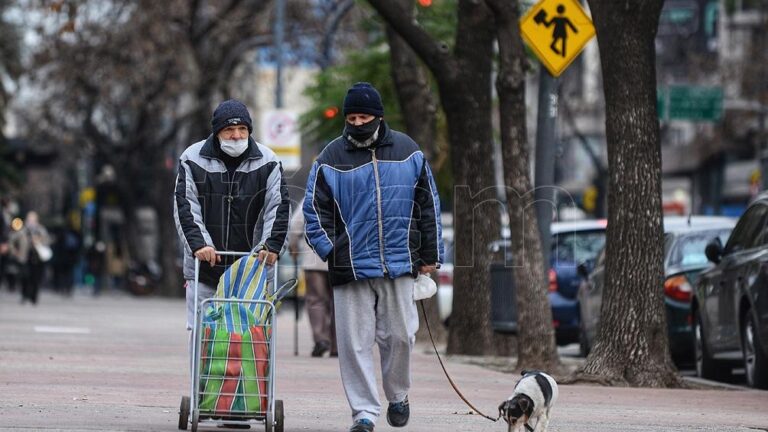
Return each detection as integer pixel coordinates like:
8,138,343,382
1,289,767,432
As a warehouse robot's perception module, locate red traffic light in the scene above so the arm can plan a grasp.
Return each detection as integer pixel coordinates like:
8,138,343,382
418,0,432,6
323,106,339,119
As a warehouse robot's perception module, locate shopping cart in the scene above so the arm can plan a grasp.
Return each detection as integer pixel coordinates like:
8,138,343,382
179,251,296,432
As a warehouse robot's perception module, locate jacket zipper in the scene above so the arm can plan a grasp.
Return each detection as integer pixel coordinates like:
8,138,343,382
224,168,235,252
207,148,259,260
370,148,388,274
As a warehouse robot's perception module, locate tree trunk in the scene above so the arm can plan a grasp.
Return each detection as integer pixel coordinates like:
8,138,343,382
574,0,682,387
385,0,444,344
487,0,560,371
386,24,438,161
440,1,509,356
152,160,182,297
368,0,511,355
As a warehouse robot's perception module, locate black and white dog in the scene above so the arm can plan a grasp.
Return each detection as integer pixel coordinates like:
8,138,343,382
498,370,558,432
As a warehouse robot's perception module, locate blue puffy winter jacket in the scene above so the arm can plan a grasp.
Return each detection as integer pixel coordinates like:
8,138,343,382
303,121,444,287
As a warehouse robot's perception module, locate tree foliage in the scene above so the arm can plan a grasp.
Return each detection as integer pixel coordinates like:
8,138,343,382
16,0,338,295
0,0,24,191
300,2,453,199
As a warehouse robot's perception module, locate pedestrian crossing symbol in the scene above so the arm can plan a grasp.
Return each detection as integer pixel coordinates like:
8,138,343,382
520,0,596,77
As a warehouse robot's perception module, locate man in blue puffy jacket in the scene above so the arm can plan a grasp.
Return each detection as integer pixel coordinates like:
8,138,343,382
303,82,444,432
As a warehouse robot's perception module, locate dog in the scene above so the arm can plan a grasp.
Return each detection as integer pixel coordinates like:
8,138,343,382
498,370,558,432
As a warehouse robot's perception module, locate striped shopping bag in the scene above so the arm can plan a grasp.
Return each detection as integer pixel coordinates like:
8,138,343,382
198,255,270,416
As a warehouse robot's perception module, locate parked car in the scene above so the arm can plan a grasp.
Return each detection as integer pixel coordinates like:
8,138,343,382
578,216,734,365
547,220,607,345
693,196,768,389
477,219,607,344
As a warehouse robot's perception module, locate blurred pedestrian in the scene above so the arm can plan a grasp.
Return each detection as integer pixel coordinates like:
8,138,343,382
303,82,444,432
173,99,291,361
9,211,52,305
288,208,337,358
87,241,106,296
52,221,81,295
0,198,9,291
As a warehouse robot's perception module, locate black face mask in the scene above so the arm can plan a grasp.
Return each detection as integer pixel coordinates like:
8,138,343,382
345,117,381,143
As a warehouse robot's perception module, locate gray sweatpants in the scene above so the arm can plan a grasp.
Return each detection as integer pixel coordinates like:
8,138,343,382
333,276,418,424
185,280,216,377
185,279,217,331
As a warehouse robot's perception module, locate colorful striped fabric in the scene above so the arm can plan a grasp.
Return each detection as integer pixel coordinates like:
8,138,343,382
213,254,270,326
198,255,271,416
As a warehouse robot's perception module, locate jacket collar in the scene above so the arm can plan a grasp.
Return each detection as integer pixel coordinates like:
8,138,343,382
199,135,263,160
343,120,394,151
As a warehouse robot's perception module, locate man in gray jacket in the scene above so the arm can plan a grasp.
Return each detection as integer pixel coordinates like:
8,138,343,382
174,99,291,332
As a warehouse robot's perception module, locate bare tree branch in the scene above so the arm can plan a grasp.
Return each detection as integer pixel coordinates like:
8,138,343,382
190,0,241,44
366,0,456,84
319,0,354,68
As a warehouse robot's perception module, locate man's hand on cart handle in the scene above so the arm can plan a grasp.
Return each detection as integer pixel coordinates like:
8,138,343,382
195,246,220,267
258,249,278,266
419,264,437,275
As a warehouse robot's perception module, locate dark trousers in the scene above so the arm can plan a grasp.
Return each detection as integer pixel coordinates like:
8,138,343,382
304,270,337,353
21,262,44,304
6,273,17,292
0,256,10,291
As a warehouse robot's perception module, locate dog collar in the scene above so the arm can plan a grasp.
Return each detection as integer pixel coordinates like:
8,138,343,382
525,424,534,432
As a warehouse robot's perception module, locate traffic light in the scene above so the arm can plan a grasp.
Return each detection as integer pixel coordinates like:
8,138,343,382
418,0,432,7
323,106,339,120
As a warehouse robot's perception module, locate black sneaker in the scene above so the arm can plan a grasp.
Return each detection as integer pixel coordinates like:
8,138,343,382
386,396,409,427
349,418,374,432
311,341,330,357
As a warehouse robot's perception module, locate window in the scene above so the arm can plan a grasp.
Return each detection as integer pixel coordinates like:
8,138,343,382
668,229,733,267
725,0,763,14
724,204,768,254
552,230,606,265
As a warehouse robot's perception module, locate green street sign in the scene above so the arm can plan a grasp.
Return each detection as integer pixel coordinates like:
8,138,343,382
658,85,723,122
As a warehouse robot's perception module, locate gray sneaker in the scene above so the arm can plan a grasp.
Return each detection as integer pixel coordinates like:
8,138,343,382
386,396,410,427
349,418,374,432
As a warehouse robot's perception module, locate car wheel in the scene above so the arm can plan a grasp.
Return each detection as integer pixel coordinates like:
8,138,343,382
741,310,768,389
694,310,731,381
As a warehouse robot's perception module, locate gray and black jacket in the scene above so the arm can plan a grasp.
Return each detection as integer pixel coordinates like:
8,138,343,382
174,135,291,286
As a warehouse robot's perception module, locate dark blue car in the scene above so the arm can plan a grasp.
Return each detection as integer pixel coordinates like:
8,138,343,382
489,220,607,345
548,220,607,345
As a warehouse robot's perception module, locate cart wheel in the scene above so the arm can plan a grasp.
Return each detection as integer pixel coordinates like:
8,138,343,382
265,407,274,432
191,410,198,432
178,396,190,430
274,400,284,432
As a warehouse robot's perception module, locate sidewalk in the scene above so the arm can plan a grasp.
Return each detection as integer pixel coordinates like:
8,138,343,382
0,290,767,431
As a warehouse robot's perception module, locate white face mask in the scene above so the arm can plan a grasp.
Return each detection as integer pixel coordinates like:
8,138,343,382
219,138,249,157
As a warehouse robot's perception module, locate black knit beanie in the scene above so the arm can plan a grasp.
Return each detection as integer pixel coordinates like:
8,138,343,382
342,82,384,117
211,99,253,136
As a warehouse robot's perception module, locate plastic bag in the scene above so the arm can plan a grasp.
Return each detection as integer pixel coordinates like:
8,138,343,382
413,273,437,301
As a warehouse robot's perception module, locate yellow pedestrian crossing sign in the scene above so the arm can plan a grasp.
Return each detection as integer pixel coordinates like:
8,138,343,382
520,0,596,77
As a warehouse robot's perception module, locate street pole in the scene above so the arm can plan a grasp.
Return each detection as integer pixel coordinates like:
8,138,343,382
534,67,559,272
274,0,285,109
